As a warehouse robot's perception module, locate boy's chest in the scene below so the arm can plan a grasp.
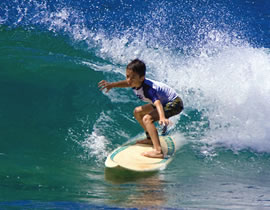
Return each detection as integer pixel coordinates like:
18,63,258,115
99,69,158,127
132,87,153,104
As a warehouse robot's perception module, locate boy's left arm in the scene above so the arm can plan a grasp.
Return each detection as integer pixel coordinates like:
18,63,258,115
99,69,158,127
154,100,169,126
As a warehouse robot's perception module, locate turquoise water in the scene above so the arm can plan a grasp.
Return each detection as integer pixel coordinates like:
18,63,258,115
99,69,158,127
1,0,270,209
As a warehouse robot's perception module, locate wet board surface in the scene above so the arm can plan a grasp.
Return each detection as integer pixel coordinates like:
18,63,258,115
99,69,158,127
105,135,179,172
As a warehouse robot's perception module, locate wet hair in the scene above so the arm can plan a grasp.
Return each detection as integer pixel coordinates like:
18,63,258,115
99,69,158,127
126,59,146,77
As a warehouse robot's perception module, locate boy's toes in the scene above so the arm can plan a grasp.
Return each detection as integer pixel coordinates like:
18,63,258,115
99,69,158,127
141,150,163,158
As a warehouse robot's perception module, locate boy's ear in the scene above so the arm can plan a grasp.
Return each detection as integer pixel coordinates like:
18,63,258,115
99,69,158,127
140,75,145,82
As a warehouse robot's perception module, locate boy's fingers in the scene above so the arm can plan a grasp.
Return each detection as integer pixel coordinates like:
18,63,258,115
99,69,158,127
98,80,109,86
160,119,170,126
98,80,110,92
159,120,167,126
98,80,106,87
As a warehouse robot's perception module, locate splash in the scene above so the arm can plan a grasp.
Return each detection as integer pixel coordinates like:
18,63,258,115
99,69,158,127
67,111,132,163
183,44,270,152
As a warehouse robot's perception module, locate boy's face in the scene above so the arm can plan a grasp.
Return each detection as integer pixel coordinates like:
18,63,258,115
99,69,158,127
126,68,145,88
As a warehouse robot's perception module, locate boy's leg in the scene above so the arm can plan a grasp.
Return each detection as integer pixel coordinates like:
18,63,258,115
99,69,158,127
134,104,155,144
133,104,163,158
133,104,155,130
141,109,163,158
134,97,183,158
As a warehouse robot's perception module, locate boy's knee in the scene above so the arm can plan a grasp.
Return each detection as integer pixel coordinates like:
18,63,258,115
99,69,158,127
142,114,153,125
133,106,142,117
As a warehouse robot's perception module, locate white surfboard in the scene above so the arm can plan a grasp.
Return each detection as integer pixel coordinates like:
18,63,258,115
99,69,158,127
105,135,180,172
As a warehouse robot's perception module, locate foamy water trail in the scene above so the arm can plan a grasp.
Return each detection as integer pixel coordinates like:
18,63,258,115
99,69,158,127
67,111,133,163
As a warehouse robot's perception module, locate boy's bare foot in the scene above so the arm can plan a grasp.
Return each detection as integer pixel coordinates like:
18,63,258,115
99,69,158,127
136,138,153,145
141,150,163,158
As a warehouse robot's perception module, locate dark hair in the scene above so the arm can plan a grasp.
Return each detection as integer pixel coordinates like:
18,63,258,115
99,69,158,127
126,59,146,77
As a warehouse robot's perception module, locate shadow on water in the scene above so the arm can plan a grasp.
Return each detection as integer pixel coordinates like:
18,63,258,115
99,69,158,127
104,167,170,208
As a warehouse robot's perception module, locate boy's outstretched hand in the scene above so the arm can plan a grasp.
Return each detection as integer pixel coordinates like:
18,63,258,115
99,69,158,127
98,80,113,93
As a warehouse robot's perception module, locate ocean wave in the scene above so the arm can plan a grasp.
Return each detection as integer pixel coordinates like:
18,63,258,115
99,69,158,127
2,0,269,154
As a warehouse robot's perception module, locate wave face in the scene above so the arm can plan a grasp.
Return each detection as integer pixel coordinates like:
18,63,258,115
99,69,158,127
0,0,270,208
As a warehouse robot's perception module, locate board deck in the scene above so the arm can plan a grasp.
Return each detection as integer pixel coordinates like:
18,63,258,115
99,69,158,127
105,135,179,172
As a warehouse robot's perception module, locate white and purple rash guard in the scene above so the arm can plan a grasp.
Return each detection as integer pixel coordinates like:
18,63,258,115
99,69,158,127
132,78,178,105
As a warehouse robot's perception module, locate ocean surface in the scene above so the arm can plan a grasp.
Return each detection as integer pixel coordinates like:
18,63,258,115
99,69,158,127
1,0,270,209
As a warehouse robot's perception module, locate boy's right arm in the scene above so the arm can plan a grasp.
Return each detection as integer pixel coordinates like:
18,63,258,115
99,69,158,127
98,80,130,93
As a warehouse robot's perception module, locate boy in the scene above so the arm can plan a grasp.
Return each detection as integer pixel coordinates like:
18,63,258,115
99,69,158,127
98,59,183,158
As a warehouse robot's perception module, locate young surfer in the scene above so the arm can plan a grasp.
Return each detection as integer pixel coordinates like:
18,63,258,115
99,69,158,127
98,59,183,158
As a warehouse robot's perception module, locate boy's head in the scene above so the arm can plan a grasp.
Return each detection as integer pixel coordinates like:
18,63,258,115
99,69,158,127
126,59,146,88
126,59,146,77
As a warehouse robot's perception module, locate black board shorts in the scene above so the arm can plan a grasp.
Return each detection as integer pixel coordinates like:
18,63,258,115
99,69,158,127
152,97,184,119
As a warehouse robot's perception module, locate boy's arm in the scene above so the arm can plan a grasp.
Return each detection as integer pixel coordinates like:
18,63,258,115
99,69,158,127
154,100,170,126
98,80,130,93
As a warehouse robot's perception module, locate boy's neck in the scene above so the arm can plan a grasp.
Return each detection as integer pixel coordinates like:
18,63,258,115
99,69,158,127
134,79,145,90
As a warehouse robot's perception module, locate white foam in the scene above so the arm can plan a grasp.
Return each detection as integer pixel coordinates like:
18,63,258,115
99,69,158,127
191,46,270,152
68,111,132,163
67,113,110,163
81,130,110,164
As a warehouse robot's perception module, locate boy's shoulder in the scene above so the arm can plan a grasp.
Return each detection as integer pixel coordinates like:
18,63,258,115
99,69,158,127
143,78,157,90
144,78,154,85
144,78,162,86
144,78,167,89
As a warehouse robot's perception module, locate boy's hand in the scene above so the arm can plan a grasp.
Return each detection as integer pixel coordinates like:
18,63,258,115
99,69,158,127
159,118,170,127
98,80,113,93
154,100,170,127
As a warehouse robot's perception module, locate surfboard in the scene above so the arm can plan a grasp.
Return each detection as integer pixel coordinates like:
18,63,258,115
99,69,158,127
105,135,180,172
